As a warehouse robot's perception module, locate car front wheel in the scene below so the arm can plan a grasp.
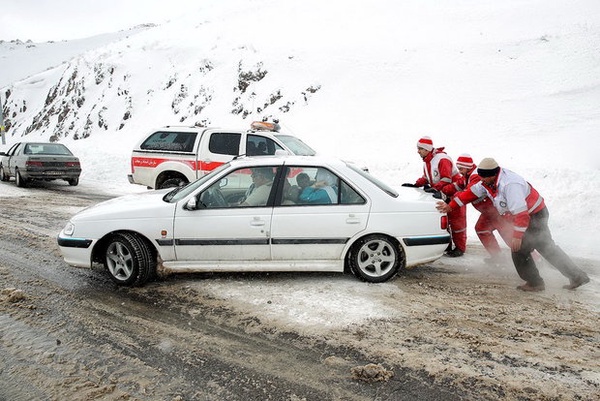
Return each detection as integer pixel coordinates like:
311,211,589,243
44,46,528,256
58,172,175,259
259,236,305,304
104,232,155,286
348,235,403,283
0,165,8,181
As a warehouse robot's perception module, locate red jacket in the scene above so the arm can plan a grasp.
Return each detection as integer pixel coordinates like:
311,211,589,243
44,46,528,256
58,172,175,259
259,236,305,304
459,166,497,215
449,167,545,239
415,147,463,196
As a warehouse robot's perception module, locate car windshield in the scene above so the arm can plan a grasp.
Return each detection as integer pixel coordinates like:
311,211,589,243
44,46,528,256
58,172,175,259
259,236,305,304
163,163,231,203
274,134,316,156
347,163,398,198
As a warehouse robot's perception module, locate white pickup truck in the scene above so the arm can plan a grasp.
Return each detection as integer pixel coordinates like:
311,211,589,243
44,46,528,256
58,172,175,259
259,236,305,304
128,123,316,189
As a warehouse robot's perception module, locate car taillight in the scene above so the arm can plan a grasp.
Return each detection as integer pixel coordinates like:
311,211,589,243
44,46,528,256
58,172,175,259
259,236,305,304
441,215,448,230
66,162,80,167
26,161,44,167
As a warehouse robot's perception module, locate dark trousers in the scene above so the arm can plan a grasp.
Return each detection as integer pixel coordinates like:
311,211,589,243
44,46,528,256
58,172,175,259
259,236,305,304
511,207,584,286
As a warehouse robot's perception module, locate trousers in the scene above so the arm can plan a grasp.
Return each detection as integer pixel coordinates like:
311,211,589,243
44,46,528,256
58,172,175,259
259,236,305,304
448,205,467,252
475,210,512,255
511,207,584,286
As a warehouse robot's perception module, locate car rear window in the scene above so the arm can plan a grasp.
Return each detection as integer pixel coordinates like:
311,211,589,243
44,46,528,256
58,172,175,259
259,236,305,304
24,143,73,155
140,131,197,152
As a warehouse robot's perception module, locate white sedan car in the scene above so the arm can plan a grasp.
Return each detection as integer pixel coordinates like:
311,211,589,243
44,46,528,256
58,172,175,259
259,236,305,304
58,155,450,286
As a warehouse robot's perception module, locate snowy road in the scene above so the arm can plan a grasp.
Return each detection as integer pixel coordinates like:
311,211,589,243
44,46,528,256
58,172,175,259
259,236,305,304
0,180,598,400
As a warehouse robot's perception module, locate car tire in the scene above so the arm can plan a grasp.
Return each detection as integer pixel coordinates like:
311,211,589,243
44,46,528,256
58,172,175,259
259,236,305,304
104,232,155,286
67,177,79,186
15,169,27,187
159,177,187,189
347,235,403,283
0,165,8,181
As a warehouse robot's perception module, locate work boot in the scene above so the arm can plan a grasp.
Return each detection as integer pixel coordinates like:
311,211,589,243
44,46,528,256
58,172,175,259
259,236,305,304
516,282,545,292
563,274,590,290
445,248,464,257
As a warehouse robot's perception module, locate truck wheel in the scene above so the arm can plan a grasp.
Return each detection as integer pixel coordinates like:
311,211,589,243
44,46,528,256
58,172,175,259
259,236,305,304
159,177,187,189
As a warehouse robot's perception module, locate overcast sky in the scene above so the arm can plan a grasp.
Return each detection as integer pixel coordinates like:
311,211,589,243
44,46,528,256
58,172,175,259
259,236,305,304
0,0,198,42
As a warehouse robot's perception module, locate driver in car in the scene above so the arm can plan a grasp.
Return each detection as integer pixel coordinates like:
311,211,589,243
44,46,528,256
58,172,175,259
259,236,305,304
240,167,274,207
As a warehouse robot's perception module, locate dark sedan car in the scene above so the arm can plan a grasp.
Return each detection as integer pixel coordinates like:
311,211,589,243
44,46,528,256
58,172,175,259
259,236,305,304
0,142,81,187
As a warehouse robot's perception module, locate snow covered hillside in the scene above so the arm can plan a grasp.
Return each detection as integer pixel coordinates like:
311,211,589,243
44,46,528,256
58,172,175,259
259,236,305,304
1,0,600,258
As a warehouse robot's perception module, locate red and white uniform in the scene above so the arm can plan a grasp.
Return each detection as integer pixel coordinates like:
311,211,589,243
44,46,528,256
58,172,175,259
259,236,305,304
415,148,467,252
450,168,545,240
460,166,512,255
415,148,464,196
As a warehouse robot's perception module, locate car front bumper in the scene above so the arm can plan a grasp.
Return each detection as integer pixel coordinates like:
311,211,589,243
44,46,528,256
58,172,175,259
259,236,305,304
57,235,95,267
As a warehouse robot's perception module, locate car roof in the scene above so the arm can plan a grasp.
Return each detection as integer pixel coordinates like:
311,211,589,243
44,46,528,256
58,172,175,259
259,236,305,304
19,141,66,145
227,154,349,169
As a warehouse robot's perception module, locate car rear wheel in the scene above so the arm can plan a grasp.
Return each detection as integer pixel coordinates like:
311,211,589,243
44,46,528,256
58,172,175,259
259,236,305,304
348,235,403,283
104,232,155,286
15,169,27,187
67,177,79,186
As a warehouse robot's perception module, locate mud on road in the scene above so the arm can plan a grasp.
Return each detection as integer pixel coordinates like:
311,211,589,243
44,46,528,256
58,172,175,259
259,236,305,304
0,181,598,401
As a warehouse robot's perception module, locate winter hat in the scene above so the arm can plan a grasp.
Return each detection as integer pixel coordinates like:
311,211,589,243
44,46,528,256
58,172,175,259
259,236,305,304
456,153,474,169
477,158,500,177
417,136,434,151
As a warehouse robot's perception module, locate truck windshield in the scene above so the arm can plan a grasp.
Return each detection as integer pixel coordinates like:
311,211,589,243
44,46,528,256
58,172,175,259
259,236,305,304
274,134,317,156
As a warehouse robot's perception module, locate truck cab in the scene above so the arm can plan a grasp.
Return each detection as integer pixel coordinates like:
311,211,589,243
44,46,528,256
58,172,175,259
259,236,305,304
128,124,316,189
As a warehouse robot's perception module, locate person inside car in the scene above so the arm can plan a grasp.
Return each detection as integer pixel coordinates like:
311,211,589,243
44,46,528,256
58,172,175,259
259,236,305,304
240,167,275,207
298,169,338,204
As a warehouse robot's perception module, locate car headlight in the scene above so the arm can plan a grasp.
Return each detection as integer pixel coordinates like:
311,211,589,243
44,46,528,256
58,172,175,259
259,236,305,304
62,222,75,236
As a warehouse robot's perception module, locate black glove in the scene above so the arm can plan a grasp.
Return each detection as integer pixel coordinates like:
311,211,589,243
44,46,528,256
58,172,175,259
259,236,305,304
423,187,442,199
402,183,417,187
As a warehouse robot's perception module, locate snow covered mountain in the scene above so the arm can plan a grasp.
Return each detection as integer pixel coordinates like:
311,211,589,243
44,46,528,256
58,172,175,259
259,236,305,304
1,0,600,258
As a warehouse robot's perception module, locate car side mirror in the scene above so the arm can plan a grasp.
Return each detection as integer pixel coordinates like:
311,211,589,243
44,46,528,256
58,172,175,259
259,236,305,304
184,197,198,210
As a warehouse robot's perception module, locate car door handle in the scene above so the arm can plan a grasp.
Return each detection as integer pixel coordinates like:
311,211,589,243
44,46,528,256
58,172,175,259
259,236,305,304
346,214,361,224
250,218,266,227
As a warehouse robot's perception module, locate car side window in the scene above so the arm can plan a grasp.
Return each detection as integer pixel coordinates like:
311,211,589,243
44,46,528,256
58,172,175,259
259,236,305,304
209,132,242,156
340,181,366,204
247,134,285,156
141,131,197,152
276,166,365,207
198,166,279,209
7,143,21,156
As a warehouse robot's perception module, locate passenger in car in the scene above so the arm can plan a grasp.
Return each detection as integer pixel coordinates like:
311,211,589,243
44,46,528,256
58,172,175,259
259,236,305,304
298,170,338,204
295,172,313,191
240,167,275,206
282,179,301,204
257,142,268,155
246,142,258,156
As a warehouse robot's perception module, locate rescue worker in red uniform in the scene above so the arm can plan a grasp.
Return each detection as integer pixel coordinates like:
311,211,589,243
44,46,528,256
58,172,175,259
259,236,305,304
455,154,512,265
403,136,466,257
437,158,590,292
